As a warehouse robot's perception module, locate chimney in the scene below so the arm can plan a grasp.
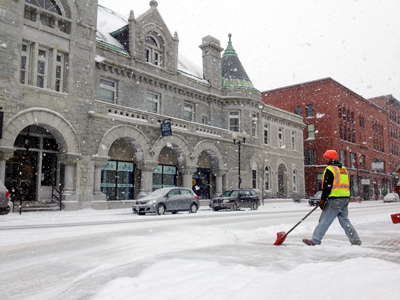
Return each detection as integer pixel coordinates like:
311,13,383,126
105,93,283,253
199,35,224,88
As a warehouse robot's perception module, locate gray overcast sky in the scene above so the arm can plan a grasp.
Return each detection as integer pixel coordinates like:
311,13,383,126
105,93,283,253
98,0,400,100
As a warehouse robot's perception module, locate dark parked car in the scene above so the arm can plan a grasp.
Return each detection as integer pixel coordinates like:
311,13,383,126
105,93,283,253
132,187,199,215
0,180,10,215
308,191,322,206
209,189,259,211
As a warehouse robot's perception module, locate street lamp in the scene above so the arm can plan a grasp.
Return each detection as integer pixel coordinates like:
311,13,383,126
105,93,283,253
232,131,247,189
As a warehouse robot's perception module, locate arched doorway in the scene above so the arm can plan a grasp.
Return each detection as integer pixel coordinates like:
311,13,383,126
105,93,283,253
101,138,138,200
5,125,61,202
153,146,182,191
278,163,288,196
192,151,215,200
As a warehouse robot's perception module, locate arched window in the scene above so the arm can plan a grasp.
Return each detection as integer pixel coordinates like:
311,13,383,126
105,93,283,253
145,34,162,66
26,0,62,15
306,105,314,118
265,166,271,190
347,109,350,122
295,106,303,117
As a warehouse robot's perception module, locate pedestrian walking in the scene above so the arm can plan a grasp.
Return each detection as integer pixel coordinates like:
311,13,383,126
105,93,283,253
303,150,362,246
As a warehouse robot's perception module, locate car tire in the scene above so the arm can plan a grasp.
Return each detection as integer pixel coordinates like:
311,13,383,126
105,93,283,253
233,202,238,211
251,202,258,210
156,204,166,215
189,203,198,213
212,207,219,211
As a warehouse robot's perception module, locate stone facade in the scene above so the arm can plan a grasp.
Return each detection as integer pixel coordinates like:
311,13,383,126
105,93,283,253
0,0,305,210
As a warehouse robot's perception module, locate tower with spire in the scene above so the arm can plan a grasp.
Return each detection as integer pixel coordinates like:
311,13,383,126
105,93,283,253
221,34,256,91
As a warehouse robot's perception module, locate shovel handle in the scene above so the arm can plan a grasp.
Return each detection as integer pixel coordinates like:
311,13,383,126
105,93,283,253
286,206,319,236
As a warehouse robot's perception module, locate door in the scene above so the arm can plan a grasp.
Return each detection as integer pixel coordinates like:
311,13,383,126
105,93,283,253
166,188,181,210
179,189,193,210
6,151,38,201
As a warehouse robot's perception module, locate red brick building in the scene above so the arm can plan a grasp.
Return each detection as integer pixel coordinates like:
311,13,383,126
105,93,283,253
262,77,400,200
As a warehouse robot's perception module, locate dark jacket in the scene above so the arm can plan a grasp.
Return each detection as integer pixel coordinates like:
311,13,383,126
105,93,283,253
321,160,348,201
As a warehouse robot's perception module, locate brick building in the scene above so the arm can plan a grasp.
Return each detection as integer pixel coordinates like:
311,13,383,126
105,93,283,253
262,77,400,200
0,1,304,210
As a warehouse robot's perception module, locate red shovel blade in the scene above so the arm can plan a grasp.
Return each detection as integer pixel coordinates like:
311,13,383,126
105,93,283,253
391,213,400,224
273,231,287,245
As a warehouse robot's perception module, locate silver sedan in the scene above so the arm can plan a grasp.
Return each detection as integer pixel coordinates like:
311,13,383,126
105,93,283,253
132,187,199,215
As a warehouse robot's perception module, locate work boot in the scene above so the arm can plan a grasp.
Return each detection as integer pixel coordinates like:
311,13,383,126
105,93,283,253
302,238,316,246
351,240,362,246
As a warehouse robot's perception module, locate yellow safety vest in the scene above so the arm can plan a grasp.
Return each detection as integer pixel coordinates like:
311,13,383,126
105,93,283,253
322,165,350,198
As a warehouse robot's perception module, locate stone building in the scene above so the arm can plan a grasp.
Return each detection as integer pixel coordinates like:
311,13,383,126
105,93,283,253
263,77,399,200
0,0,304,210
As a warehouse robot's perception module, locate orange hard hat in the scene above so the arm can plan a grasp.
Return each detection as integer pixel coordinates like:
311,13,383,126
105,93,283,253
323,150,338,160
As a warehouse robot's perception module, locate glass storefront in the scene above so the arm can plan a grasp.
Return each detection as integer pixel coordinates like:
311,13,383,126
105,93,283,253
152,165,176,190
101,161,134,200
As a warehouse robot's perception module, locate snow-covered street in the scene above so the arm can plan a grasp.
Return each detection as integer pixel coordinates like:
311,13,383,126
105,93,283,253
1,201,399,300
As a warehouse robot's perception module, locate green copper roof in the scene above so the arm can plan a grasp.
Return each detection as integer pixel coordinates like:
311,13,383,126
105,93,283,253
222,34,237,58
221,34,256,90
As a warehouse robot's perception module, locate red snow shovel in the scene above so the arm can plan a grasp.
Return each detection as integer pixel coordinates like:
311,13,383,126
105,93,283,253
391,213,400,224
274,206,319,245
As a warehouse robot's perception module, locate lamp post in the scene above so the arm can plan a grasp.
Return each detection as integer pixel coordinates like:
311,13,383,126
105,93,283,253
232,131,247,189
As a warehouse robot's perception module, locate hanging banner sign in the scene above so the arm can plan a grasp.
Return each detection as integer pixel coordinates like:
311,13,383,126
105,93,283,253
161,122,172,137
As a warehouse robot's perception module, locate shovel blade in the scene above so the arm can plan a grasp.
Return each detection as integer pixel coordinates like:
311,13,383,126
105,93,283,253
391,213,400,224
273,231,287,245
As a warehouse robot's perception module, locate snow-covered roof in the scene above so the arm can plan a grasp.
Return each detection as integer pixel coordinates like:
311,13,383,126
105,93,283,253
96,5,205,83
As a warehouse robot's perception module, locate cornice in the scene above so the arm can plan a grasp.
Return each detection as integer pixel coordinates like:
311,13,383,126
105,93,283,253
95,58,263,108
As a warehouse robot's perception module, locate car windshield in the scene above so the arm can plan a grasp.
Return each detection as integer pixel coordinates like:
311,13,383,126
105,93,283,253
315,191,322,197
221,190,238,197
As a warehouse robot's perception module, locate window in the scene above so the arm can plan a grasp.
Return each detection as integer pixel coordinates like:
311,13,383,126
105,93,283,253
26,0,62,15
265,166,270,190
264,124,269,145
145,35,162,66
307,124,315,139
339,150,347,166
201,116,208,124
295,106,303,117
304,149,316,165
146,92,160,113
183,102,193,121
292,170,297,192
20,42,67,92
229,111,240,132
350,152,356,168
20,43,30,84
306,105,314,118
251,113,258,137
37,48,49,88
278,127,284,148
252,170,257,189
55,53,64,92
98,79,117,103
291,131,297,150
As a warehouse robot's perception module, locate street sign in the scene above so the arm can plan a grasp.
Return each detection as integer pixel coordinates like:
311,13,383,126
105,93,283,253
160,122,172,137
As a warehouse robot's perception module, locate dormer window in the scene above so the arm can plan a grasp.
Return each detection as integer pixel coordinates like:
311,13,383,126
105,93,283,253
145,35,162,66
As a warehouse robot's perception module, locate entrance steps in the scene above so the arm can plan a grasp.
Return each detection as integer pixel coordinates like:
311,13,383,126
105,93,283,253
12,201,60,212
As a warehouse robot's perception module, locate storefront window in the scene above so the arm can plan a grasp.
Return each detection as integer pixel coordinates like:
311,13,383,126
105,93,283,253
101,161,134,200
152,165,177,190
